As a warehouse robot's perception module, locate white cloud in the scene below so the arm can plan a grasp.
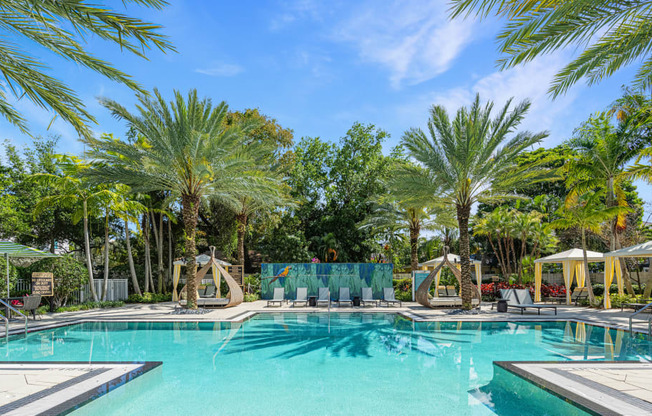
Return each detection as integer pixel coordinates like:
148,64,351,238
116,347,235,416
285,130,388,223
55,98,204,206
397,52,581,143
332,1,476,88
195,62,243,77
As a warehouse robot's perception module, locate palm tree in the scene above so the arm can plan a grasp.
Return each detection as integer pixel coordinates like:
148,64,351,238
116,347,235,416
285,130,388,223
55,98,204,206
450,1,652,96
32,155,115,302
401,94,548,309
552,191,628,304
83,89,268,308
0,1,173,137
567,113,643,293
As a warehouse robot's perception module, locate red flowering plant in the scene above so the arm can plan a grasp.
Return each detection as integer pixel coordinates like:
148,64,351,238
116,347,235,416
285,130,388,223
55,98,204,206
480,282,565,301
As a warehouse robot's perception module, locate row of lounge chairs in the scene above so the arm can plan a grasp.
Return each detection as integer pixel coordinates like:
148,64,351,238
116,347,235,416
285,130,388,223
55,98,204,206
267,287,402,307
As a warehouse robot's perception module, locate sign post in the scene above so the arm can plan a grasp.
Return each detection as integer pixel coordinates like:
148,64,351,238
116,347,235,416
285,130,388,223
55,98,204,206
32,272,54,296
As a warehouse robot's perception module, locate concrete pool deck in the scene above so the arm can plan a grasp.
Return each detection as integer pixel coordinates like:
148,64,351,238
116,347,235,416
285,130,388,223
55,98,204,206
2,300,652,336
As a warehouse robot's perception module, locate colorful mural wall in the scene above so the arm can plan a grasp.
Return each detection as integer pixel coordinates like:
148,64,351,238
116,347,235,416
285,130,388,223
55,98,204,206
261,263,393,300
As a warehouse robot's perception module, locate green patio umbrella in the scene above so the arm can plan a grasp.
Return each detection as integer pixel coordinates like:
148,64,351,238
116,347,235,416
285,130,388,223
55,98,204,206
0,242,59,298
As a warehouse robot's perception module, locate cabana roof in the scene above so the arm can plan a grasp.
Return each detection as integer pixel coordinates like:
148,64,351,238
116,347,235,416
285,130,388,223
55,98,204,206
605,241,652,258
173,254,231,267
534,248,604,263
419,254,481,267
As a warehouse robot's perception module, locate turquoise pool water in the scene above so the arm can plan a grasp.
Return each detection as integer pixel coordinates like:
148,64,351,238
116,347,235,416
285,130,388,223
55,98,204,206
1,314,651,415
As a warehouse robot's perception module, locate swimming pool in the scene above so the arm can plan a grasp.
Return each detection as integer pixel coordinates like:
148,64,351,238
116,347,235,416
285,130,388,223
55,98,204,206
1,314,651,415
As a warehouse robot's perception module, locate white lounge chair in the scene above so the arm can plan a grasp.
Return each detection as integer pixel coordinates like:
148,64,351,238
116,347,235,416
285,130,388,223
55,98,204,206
317,287,330,307
361,287,377,307
380,287,401,307
267,287,285,307
337,287,353,307
292,287,308,307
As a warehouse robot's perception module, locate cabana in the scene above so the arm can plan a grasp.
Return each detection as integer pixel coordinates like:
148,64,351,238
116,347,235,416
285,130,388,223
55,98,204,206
534,248,604,304
172,247,242,307
603,241,652,308
415,248,481,308
419,254,483,291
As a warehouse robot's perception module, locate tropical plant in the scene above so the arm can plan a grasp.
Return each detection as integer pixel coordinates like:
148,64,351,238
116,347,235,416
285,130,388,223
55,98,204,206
28,255,88,311
450,0,652,97
82,89,267,308
567,113,644,293
0,0,173,137
552,191,629,304
32,155,116,302
401,94,549,309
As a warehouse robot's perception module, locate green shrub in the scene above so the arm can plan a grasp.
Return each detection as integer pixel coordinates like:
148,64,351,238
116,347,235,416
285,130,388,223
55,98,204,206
127,292,172,303
28,255,88,312
244,293,260,302
244,274,260,295
607,294,637,309
393,278,412,302
53,300,124,313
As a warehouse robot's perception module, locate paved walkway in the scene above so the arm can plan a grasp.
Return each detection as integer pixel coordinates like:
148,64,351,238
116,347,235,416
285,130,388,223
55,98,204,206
2,300,651,337
496,361,652,415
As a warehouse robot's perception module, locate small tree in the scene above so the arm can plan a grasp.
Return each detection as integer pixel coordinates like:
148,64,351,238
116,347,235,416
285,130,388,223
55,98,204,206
30,255,88,311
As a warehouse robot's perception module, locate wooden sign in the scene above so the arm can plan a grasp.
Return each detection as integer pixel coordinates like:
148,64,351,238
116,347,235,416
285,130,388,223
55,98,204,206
32,272,54,296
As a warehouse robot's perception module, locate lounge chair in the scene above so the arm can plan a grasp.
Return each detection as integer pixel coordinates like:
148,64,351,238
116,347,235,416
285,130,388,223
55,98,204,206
493,289,557,315
360,287,377,307
267,287,285,307
317,287,330,307
19,294,41,320
292,287,309,307
201,285,216,298
337,287,353,307
380,287,402,307
437,286,448,297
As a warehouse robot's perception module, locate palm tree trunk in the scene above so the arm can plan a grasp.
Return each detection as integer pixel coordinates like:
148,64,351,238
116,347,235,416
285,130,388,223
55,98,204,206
83,200,99,302
236,212,247,267
150,211,164,294
409,224,420,272
143,213,151,293
125,219,141,296
493,236,508,277
457,203,473,310
181,192,200,309
102,209,110,301
167,215,173,290
581,228,596,304
517,237,527,284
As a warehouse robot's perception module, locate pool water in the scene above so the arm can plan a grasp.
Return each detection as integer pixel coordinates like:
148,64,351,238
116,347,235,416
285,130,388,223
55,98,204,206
1,314,651,415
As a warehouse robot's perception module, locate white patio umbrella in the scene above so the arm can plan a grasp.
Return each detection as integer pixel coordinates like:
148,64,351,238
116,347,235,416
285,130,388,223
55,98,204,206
0,242,59,298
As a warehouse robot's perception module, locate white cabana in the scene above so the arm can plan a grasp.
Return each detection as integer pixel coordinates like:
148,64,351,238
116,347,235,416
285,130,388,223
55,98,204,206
419,254,483,292
172,254,231,301
534,248,604,304
603,241,652,308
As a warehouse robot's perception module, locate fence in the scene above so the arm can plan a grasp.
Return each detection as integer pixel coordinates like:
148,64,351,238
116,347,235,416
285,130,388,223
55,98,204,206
15,278,129,302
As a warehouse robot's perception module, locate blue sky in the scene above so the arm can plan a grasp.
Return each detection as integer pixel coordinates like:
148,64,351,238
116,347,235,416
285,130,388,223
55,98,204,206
2,0,651,216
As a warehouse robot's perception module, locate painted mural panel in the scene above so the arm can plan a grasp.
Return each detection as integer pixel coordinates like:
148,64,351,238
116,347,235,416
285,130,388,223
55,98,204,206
261,263,393,300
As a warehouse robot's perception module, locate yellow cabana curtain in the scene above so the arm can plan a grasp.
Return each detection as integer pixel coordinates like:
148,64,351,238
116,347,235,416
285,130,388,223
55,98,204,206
534,263,543,302
574,261,586,287
562,261,575,305
212,265,220,297
474,263,482,288
604,257,624,309
434,268,442,297
172,264,182,301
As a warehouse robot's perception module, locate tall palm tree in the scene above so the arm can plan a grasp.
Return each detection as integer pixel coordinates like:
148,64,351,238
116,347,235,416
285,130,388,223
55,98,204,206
32,155,115,302
360,163,455,271
401,94,549,309
450,1,652,97
83,89,268,308
552,191,628,304
567,113,643,293
0,1,173,137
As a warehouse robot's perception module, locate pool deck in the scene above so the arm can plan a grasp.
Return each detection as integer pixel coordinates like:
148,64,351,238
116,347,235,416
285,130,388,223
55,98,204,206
496,361,652,416
2,300,652,337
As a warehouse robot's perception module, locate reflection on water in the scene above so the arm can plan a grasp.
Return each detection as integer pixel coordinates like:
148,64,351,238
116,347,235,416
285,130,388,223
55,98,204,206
0,315,650,416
